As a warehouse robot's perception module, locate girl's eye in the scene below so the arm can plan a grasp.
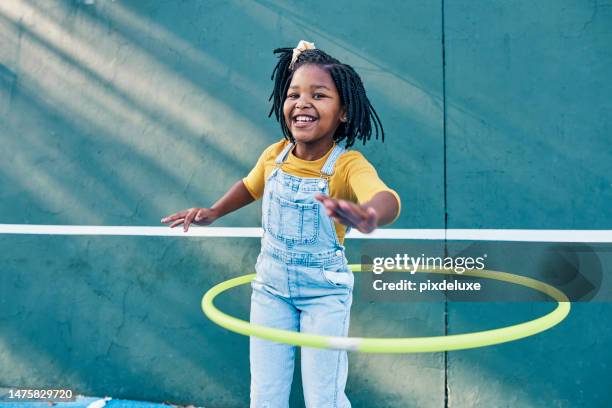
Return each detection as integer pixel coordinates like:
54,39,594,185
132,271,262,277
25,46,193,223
286,93,326,99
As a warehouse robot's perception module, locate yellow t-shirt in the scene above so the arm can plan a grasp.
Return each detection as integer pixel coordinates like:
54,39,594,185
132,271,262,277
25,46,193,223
243,139,401,244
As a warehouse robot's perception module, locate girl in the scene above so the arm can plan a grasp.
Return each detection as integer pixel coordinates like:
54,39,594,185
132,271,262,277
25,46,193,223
161,40,400,408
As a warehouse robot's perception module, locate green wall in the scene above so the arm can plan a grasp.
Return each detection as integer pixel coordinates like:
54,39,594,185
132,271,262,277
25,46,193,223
0,1,610,407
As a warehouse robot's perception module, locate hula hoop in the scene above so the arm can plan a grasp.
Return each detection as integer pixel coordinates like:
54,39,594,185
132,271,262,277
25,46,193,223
201,265,571,353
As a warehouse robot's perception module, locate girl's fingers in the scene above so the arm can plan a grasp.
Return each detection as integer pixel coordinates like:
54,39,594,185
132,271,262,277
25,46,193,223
331,215,343,225
367,207,378,222
169,218,184,228
332,206,358,226
320,198,339,213
183,209,198,231
322,197,353,221
357,206,375,228
340,200,368,218
330,201,378,233
161,210,188,223
356,207,378,233
337,201,366,226
329,212,357,231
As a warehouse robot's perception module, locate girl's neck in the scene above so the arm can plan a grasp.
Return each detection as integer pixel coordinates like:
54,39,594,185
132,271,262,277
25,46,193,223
292,138,335,161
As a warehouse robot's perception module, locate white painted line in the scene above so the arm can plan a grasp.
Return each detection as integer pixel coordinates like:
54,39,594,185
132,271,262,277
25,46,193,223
0,224,611,242
445,229,612,243
0,224,263,237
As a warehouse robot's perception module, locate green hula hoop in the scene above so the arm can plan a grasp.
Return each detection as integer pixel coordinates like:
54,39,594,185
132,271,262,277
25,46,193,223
201,265,571,353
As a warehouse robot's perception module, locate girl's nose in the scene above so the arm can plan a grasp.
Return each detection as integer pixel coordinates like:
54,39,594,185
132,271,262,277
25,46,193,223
294,94,311,108
296,100,312,109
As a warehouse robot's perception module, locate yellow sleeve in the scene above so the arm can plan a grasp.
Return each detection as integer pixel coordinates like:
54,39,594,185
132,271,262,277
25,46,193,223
242,140,287,200
344,152,402,224
242,147,268,200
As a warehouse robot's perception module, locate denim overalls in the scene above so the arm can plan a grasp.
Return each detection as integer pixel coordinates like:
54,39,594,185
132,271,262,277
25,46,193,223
250,142,354,408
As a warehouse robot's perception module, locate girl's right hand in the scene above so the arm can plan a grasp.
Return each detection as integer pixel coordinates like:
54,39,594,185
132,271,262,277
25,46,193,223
160,207,219,232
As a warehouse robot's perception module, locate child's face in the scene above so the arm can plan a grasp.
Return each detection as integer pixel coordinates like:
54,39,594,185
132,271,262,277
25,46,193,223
283,64,346,146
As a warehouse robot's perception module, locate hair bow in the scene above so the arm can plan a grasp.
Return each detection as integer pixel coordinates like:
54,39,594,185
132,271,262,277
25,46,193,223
289,40,316,70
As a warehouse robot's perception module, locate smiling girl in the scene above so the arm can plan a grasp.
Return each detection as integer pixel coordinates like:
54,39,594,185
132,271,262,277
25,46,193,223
162,40,400,408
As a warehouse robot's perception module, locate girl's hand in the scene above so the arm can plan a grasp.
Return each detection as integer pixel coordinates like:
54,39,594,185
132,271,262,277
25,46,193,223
160,207,219,232
315,194,378,233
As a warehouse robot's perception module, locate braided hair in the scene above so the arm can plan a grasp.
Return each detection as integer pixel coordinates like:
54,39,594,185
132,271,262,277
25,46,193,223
268,47,384,148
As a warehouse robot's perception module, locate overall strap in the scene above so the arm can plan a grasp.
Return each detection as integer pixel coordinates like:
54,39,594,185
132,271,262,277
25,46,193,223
320,144,346,178
274,142,295,164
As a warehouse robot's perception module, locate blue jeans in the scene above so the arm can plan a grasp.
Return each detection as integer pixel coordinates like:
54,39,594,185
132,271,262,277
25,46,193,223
250,242,354,408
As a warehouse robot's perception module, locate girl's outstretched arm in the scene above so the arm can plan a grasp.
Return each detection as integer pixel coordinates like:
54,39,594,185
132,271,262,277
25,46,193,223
315,191,400,234
161,180,255,232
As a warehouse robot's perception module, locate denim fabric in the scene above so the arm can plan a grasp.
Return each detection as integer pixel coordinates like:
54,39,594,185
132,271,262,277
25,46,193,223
250,142,354,408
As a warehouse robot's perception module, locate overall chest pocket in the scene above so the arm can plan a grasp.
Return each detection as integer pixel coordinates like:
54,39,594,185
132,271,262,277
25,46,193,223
266,193,319,245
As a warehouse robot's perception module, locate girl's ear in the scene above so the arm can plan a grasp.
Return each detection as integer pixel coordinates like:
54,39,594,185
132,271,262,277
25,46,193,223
340,107,348,122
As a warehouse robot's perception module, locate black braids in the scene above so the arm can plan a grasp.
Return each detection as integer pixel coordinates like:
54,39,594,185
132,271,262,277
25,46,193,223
362,75,384,143
351,65,384,143
337,65,358,147
359,71,373,143
279,77,293,140
267,45,385,148
295,49,339,68
329,65,351,145
356,81,370,145
352,68,380,145
354,71,370,146
268,48,293,122
345,69,360,147
367,108,377,144
340,68,354,144
340,69,354,145
368,98,384,142
343,66,364,148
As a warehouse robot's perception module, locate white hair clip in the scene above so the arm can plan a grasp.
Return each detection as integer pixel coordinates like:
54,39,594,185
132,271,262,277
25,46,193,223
289,40,316,70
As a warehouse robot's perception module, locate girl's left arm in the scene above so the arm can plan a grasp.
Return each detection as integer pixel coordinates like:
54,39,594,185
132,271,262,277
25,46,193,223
362,191,400,226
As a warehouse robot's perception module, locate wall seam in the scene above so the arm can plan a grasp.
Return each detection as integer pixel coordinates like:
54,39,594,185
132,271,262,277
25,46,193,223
441,0,449,408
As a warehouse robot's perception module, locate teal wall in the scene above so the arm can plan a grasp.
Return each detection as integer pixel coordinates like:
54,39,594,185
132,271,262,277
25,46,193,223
0,1,610,407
